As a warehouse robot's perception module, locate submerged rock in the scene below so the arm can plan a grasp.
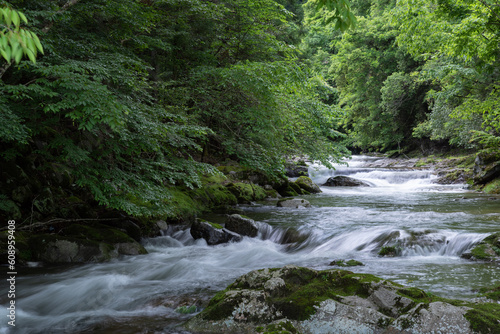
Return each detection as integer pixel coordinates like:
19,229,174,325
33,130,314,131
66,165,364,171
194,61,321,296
323,176,372,187
329,259,364,267
190,219,242,245
225,214,259,237
185,265,499,334
277,198,311,208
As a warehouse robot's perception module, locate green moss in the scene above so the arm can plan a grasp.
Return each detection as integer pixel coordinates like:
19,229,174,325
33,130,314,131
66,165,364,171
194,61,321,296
225,182,267,203
470,244,494,260
265,189,279,198
294,176,319,194
379,246,400,256
226,182,255,203
464,303,500,334
272,269,381,320
257,321,298,334
200,289,237,321
209,222,223,229
483,178,500,194
252,184,267,200
330,259,364,267
398,287,428,301
190,184,238,209
176,305,197,314
479,285,500,301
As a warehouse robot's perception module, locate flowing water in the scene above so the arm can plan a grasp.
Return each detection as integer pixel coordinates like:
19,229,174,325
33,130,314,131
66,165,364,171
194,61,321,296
2,156,499,333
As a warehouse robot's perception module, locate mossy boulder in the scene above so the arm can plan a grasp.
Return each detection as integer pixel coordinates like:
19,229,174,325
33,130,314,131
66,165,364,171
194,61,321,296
462,233,500,262
284,161,309,177
185,265,500,334
226,182,267,203
25,223,147,263
473,151,500,185
277,198,311,208
323,176,372,187
294,176,321,194
329,259,364,267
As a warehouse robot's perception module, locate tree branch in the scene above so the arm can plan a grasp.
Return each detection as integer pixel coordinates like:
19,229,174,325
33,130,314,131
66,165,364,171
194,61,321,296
42,0,81,33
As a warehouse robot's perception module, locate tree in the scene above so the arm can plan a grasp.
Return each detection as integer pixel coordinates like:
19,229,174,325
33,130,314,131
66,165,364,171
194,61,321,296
0,3,43,65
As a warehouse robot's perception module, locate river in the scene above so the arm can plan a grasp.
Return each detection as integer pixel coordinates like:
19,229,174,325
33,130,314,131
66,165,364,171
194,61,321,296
2,156,499,333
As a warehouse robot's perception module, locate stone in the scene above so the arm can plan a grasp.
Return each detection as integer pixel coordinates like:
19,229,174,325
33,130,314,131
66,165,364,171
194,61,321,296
390,302,472,334
155,220,168,231
277,198,311,208
368,286,413,317
473,152,500,184
294,176,322,193
323,176,372,187
285,164,309,177
225,214,259,237
190,219,242,245
185,266,498,334
298,299,392,334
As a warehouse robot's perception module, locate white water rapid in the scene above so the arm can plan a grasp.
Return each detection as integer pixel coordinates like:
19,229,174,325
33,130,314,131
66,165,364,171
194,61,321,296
1,155,499,333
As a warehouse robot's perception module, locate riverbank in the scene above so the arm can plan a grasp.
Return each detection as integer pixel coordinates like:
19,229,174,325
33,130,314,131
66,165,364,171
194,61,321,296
3,154,500,333
2,152,500,266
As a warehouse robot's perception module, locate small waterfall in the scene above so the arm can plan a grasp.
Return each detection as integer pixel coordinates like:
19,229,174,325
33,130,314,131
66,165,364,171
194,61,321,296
309,155,436,187
308,228,487,258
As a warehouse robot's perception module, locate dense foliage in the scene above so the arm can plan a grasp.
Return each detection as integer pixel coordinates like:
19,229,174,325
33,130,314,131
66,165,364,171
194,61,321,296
300,0,500,153
3,0,500,221
0,0,349,220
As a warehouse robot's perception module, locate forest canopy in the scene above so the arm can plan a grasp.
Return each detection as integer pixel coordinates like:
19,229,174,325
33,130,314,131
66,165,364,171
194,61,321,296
1,0,500,220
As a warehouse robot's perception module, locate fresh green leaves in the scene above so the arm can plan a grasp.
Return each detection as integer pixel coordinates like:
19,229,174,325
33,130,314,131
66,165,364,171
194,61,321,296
0,4,43,64
309,0,357,31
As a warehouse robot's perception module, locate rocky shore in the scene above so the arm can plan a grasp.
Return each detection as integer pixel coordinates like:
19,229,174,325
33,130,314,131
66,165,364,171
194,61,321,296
185,265,500,334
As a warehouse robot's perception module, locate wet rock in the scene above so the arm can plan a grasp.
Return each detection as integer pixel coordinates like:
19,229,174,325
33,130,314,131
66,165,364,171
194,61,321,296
225,214,259,237
190,219,242,245
298,299,392,334
473,152,500,184
391,302,472,333
29,234,147,263
323,176,372,187
185,266,498,334
226,182,266,203
155,220,168,231
277,198,311,208
368,286,413,317
329,259,364,267
285,162,309,177
464,233,500,262
294,176,321,194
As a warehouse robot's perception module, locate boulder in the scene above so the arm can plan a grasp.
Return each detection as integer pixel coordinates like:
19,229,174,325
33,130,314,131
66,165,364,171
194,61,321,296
392,302,472,334
285,162,309,177
277,198,311,208
29,232,147,263
463,232,500,262
294,176,321,194
473,152,500,184
226,182,267,203
190,219,242,245
323,176,372,187
225,214,259,237
185,266,497,334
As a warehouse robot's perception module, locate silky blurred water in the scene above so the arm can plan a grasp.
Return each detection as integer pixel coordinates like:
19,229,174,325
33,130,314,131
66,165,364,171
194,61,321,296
1,156,499,333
